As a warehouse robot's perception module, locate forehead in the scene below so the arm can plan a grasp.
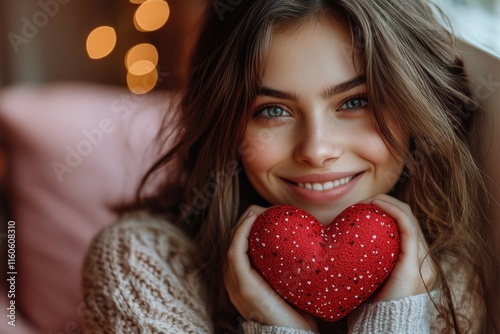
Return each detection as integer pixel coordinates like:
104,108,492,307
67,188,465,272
261,15,361,91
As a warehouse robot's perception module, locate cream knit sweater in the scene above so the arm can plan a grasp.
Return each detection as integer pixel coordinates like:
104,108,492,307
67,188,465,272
82,212,478,333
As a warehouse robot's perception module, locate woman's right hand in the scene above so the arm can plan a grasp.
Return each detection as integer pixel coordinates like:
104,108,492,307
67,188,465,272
224,205,318,332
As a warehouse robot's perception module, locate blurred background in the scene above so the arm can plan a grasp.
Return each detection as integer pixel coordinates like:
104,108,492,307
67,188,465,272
0,0,206,91
0,0,498,90
0,2,211,333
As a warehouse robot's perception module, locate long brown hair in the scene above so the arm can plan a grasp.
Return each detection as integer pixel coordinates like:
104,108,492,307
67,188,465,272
131,0,498,332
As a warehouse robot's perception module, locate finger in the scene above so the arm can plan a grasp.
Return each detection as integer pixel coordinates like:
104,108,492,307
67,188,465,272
370,194,416,227
233,210,257,249
231,205,267,237
371,198,422,256
370,195,426,242
227,206,269,275
226,206,268,287
370,196,436,290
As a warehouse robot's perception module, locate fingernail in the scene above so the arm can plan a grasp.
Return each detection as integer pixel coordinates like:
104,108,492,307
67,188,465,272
246,210,256,219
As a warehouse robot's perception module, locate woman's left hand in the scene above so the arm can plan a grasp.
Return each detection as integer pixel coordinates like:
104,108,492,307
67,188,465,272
363,194,437,301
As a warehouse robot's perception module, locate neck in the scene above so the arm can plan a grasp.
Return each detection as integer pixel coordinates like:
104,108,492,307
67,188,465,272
317,317,348,334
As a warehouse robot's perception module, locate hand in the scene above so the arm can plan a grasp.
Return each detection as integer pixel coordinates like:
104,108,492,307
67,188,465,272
363,194,437,301
224,205,318,332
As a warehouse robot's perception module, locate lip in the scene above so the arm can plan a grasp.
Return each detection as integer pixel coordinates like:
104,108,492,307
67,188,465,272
283,171,363,203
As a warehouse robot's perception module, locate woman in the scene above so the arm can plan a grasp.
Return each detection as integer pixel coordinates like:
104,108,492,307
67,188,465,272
82,0,498,332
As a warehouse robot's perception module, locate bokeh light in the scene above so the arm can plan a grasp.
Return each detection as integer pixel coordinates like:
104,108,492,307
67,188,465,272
125,43,159,74
86,26,117,59
126,67,159,94
128,60,156,76
88,1,171,93
134,0,170,32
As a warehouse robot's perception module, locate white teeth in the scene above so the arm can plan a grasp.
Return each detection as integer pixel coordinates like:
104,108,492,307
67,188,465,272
297,176,354,191
312,183,323,191
323,181,333,190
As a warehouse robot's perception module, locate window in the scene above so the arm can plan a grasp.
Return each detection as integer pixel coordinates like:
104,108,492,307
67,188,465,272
434,0,500,58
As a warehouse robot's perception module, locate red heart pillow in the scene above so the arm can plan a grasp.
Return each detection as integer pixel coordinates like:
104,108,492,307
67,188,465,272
248,203,400,322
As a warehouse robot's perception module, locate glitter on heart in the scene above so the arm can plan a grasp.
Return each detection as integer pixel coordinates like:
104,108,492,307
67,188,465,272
248,203,400,322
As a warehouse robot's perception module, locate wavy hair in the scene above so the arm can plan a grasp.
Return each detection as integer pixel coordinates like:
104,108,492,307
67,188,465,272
132,0,498,332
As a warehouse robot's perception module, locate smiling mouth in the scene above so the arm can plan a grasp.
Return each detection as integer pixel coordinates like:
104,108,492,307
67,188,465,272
297,175,355,191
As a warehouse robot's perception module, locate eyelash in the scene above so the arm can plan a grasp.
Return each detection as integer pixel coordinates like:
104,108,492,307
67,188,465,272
253,95,369,120
253,104,290,120
339,95,369,113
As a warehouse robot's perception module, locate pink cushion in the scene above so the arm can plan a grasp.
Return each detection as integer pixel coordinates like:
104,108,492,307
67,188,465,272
0,83,167,333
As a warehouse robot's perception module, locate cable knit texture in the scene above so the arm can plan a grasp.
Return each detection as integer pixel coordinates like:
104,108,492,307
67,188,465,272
82,212,478,333
82,212,212,334
347,294,431,333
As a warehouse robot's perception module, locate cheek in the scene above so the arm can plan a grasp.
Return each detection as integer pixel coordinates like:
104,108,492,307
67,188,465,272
358,115,406,160
363,130,405,188
240,126,285,175
355,125,403,166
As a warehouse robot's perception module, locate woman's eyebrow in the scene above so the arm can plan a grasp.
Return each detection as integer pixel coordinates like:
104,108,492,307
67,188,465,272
320,74,366,99
258,74,366,102
258,87,300,101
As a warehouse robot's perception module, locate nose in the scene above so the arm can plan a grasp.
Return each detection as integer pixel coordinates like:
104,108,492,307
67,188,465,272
293,117,343,168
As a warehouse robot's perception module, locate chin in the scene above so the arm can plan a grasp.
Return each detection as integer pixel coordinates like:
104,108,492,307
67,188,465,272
303,206,346,225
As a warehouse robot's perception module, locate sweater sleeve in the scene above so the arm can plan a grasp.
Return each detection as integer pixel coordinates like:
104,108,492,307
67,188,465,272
81,213,213,334
347,293,434,334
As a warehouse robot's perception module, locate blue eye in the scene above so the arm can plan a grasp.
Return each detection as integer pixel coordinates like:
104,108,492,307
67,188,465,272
340,97,368,110
255,105,290,118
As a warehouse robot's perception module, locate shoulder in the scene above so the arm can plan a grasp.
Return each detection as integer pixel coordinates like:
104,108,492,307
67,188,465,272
83,211,198,288
82,212,212,333
88,211,194,259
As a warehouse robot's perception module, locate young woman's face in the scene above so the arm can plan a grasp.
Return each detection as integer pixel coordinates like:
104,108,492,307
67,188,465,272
241,16,406,225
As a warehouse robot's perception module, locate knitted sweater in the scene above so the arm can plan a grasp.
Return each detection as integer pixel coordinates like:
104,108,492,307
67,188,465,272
82,212,477,333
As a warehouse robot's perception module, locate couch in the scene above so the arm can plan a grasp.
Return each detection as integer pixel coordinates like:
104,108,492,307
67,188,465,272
0,83,167,333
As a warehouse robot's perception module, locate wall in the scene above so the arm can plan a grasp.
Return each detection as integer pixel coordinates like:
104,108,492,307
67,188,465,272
460,41,500,254
459,40,500,324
